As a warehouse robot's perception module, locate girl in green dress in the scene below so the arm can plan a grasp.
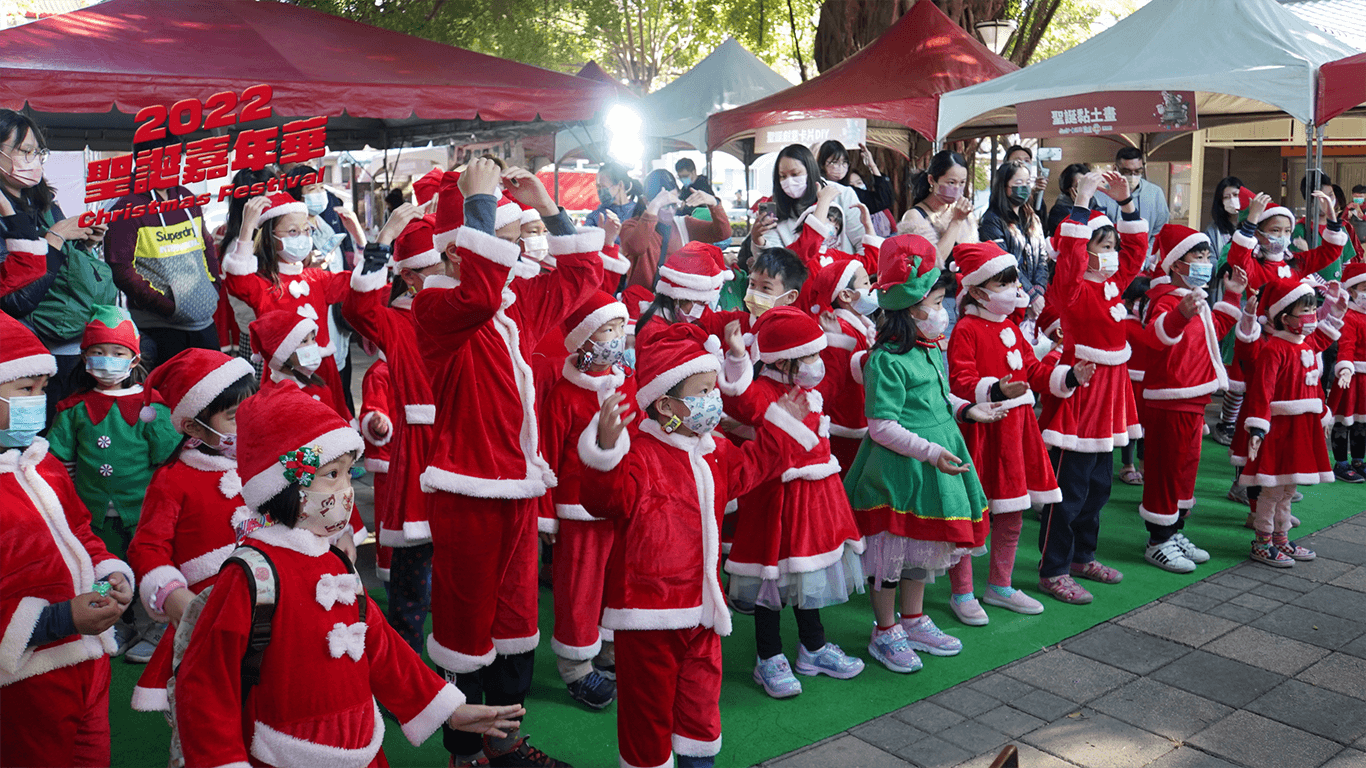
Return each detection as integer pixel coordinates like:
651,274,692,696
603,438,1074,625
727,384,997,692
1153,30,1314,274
844,235,1004,674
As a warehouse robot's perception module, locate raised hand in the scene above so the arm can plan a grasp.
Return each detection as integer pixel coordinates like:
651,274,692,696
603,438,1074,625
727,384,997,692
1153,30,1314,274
597,392,636,451
457,158,502,199
997,373,1029,399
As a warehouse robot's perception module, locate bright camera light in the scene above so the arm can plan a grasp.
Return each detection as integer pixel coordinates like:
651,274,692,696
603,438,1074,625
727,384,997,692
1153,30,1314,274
605,103,642,136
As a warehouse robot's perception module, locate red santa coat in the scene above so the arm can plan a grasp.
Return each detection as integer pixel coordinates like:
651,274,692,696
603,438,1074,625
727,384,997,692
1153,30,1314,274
1328,306,1366,424
948,306,1066,512
413,227,605,500
175,522,464,768
1226,225,1346,290
0,439,133,686
1229,328,1268,468
787,215,881,276
1139,281,1242,414
818,308,875,473
0,231,46,297
125,449,243,712
1239,324,1339,487
1123,314,1151,426
1038,214,1146,452
359,359,395,550
721,375,865,578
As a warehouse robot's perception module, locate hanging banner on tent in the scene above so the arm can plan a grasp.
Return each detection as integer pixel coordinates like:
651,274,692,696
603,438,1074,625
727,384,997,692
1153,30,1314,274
1017,91,1197,138
755,118,867,153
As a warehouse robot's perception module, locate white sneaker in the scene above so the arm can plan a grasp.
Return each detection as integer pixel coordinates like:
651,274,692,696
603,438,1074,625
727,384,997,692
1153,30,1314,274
1145,539,1197,573
1170,533,1210,564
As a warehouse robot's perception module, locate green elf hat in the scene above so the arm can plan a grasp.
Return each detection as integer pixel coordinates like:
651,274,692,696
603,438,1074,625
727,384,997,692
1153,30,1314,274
874,234,942,311
81,305,140,355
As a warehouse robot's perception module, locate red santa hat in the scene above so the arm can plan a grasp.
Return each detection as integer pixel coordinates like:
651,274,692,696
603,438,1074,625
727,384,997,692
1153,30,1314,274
493,194,523,232
563,291,629,353
258,191,308,224
236,385,364,512
754,306,826,363
621,284,655,335
1343,263,1366,291
0,311,56,384
518,200,542,226
142,348,255,432
657,242,728,303
1255,202,1295,226
249,310,318,372
1154,223,1211,274
394,214,439,270
81,304,140,355
634,322,721,409
1262,276,1316,320
1086,209,1115,231
954,241,1018,289
803,259,862,315
432,171,465,254
412,167,444,206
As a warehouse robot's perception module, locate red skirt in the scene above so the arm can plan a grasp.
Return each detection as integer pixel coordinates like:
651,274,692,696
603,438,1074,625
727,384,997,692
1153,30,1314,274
1328,375,1366,424
960,404,1060,512
1040,363,1140,452
727,472,864,577
1239,412,1334,486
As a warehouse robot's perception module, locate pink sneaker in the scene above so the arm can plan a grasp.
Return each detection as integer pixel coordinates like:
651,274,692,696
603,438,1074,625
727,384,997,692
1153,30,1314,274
1273,538,1315,561
1071,560,1123,584
1039,574,1093,605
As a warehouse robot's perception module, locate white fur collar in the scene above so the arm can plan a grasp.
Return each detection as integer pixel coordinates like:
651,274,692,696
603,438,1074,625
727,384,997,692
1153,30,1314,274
179,448,237,473
965,305,1006,323
278,261,304,276
0,437,48,473
248,518,333,557
560,359,626,394
391,294,414,310
640,418,716,455
94,385,144,397
1271,329,1307,344
833,307,875,340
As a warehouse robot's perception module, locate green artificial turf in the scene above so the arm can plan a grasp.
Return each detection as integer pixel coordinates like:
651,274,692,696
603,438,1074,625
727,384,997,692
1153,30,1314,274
108,440,1365,768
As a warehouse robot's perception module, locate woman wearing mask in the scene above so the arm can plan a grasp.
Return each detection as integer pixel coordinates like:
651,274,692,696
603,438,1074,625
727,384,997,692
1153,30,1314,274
979,161,1050,323
818,140,895,216
1206,177,1246,259
586,161,640,241
754,144,866,256
621,169,731,291
0,109,115,410
898,151,977,334
1046,163,1093,237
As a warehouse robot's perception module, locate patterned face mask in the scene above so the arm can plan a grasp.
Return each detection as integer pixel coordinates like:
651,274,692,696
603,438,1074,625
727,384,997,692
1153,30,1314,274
670,389,723,435
296,485,355,538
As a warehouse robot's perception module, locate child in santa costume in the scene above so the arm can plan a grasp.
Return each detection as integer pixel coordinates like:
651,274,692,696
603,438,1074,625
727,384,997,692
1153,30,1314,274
124,349,257,714
412,159,602,767
633,242,731,335
721,306,866,698
174,386,522,768
1117,276,1152,488
342,214,442,653
1226,190,1346,290
1240,278,1345,567
801,258,878,475
221,191,354,417
946,242,1087,626
248,309,348,419
359,359,395,585
0,312,136,768
539,291,636,711
1138,223,1248,574
1035,171,1146,604
786,186,880,275
1328,264,1366,483
843,235,1004,674
577,321,803,768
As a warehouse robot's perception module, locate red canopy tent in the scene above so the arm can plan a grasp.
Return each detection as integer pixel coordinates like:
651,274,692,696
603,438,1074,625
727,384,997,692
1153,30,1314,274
0,0,618,150
1317,51,1366,124
706,0,1016,156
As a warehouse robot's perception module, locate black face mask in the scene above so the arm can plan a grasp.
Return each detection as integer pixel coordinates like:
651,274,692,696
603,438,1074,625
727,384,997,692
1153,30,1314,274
598,186,615,207
1008,185,1031,205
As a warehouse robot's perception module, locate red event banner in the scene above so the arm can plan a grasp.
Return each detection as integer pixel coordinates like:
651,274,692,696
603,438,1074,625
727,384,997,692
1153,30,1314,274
1016,90,1197,138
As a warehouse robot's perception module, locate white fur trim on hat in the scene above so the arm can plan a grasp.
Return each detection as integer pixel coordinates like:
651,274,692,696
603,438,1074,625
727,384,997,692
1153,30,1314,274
962,253,1018,288
1344,271,1366,290
240,426,366,511
635,353,721,410
831,261,861,307
757,334,827,364
519,208,542,225
658,265,724,292
494,201,522,231
1268,282,1314,319
1255,206,1294,225
395,248,440,271
170,357,255,432
0,352,57,385
260,200,308,223
657,281,721,304
270,318,318,372
548,227,607,257
1089,214,1115,230
1160,232,1210,273
564,302,629,353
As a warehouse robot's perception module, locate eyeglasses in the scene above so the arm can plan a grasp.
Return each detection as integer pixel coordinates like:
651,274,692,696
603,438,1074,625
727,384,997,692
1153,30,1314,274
2,146,49,165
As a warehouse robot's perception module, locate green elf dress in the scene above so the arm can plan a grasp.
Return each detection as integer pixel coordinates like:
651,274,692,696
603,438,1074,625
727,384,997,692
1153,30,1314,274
843,235,989,585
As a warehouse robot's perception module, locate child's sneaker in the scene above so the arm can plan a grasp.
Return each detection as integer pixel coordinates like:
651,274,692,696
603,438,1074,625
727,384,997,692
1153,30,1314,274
867,624,922,673
794,642,865,679
565,670,615,710
1070,560,1124,584
1273,537,1316,561
125,622,163,663
1038,574,1093,604
900,614,961,656
1228,482,1249,504
1170,533,1211,564
485,735,572,768
949,593,989,626
1352,459,1366,477
591,658,616,682
1211,423,1235,446
1250,540,1294,568
1145,538,1197,573
111,621,139,658
980,585,1044,615
753,654,802,698
676,756,715,768
1291,491,1304,503
1334,461,1365,483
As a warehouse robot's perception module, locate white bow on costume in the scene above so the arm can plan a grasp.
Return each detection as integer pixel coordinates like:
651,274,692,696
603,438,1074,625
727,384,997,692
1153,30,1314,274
327,621,366,661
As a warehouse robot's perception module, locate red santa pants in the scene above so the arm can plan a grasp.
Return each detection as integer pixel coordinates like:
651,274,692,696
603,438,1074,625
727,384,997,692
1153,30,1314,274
551,518,614,664
616,627,722,768
428,494,539,673
1139,408,1203,532
1,657,110,767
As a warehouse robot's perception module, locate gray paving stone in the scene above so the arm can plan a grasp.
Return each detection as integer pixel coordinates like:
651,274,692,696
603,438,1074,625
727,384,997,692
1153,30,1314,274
997,650,1135,703
935,719,1008,753
1219,566,1277,586
1251,604,1366,649
1304,536,1366,565
1142,747,1241,768
1320,750,1366,768
1164,591,1220,612
1188,582,1243,602
1297,653,1366,700
974,705,1046,739
769,734,912,768
1062,624,1190,675
1117,602,1240,648
1245,679,1366,744
891,736,971,768
1322,524,1366,545
1149,650,1287,708
1088,677,1232,740
1285,556,1355,584
1272,573,1322,593
1021,712,1176,768
1204,602,1255,624
1297,584,1366,621
1250,581,1306,603
849,716,932,753
1202,625,1332,676
951,743,1080,768
1187,710,1341,768
929,686,1001,718
891,700,964,732
1230,591,1285,612
1009,690,1082,722
965,672,1036,704
1331,566,1366,593
1340,633,1366,660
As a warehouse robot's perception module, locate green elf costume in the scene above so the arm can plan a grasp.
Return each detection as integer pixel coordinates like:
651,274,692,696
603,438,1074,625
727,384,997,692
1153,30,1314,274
844,235,990,587
46,305,180,555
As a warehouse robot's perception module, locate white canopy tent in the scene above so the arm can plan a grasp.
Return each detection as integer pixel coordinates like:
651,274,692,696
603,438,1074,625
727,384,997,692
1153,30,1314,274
553,37,792,163
935,0,1360,142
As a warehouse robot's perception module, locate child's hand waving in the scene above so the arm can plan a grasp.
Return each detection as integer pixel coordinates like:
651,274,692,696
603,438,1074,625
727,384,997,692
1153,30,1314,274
597,392,636,451
447,703,526,738
1225,266,1249,296
723,320,746,357
776,387,811,423
934,449,971,476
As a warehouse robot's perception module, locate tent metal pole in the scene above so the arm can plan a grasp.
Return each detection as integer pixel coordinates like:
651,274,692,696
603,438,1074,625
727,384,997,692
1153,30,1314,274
1306,123,1320,249
554,163,561,205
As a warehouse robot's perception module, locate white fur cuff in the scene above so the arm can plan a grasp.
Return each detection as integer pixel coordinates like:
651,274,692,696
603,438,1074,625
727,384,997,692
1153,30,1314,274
548,228,607,257
578,413,631,472
222,238,258,276
400,683,465,746
455,226,521,268
1050,365,1075,399
350,266,388,294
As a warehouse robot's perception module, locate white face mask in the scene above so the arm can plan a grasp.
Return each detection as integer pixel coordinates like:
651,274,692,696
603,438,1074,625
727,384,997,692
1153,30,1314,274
979,284,1019,316
1223,198,1240,215
293,343,323,374
671,390,724,435
1093,250,1119,276
793,358,825,389
1352,294,1366,313
936,183,962,202
296,485,355,538
851,288,879,316
277,234,313,263
915,305,949,339
586,334,627,369
304,192,328,216
521,234,549,261
779,174,808,199
1263,235,1291,257
677,301,706,322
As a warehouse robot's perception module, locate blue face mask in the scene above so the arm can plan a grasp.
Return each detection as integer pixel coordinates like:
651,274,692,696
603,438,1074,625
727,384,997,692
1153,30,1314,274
304,191,328,217
86,355,133,386
623,347,637,370
1185,262,1213,287
0,394,46,448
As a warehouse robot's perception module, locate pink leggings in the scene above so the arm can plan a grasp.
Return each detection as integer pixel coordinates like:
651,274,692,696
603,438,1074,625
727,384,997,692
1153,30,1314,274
950,510,1022,594
1252,484,1296,535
